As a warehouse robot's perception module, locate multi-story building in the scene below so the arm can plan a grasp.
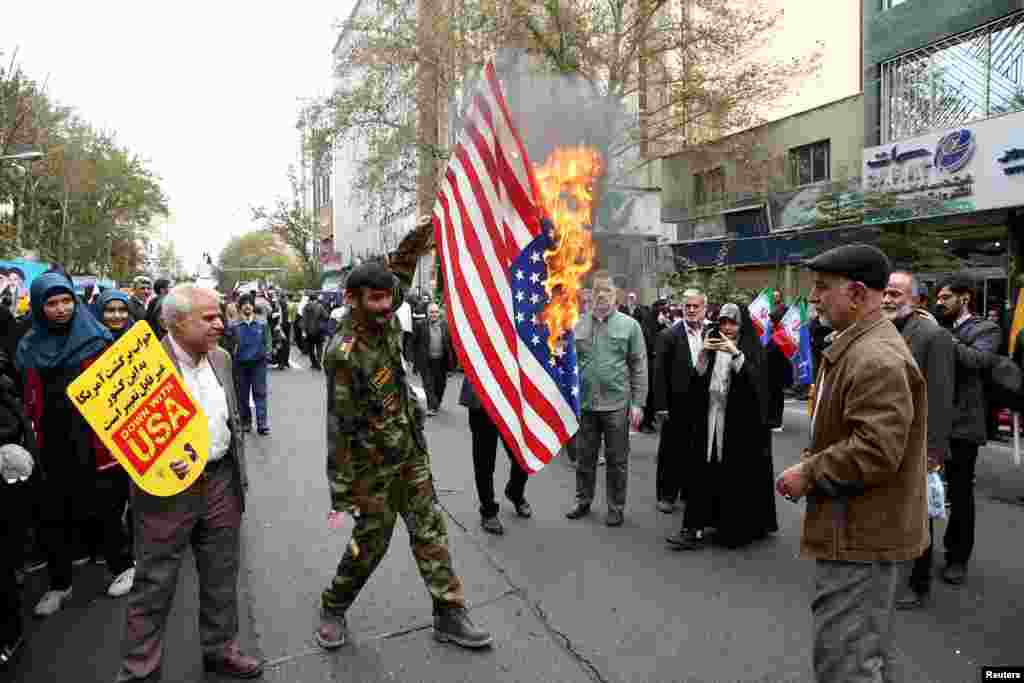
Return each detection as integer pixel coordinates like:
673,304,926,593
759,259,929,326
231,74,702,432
862,0,1024,313
661,94,868,298
660,1,1024,314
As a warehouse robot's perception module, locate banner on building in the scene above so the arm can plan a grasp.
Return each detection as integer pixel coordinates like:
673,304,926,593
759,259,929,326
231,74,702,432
67,321,210,496
862,110,1024,224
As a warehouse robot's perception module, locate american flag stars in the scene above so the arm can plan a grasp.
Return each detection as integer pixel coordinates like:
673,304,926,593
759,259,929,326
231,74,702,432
509,228,581,416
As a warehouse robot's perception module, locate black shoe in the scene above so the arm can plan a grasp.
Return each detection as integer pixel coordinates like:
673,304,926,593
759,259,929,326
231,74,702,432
565,503,591,520
942,563,967,585
605,510,624,527
481,516,504,535
508,497,532,518
241,424,252,433
666,529,702,551
895,587,930,610
433,607,493,649
257,426,270,436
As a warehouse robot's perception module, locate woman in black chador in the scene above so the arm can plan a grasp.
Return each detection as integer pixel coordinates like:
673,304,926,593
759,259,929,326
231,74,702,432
666,303,779,551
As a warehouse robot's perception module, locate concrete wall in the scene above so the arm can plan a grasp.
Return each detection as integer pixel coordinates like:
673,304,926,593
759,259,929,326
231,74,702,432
863,0,1024,146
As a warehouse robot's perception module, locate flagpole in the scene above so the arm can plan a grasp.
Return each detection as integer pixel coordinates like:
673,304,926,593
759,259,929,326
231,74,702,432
1014,412,1021,467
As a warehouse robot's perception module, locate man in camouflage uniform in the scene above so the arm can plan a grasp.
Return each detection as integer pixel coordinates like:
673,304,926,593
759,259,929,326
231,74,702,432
315,216,492,651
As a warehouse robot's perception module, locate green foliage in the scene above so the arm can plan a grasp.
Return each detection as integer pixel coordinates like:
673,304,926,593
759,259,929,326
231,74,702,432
0,51,169,273
250,167,320,288
216,231,297,292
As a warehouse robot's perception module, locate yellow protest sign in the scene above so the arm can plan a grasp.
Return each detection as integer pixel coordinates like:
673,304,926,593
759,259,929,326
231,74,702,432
67,321,210,496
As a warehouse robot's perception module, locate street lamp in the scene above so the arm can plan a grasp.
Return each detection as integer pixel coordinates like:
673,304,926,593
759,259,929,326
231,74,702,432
1,148,44,250
0,150,43,162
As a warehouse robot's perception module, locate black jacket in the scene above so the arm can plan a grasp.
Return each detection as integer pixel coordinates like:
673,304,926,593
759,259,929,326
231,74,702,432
950,316,1001,445
653,322,702,415
897,312,955,458
412,318,455,376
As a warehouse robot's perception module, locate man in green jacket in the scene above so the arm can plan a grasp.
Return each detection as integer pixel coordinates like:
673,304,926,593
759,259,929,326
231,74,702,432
565,271,648,527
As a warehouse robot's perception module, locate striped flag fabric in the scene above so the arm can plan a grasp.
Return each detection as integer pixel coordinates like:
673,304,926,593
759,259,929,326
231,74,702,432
431,61,580,475
771,301,803,359
748,287,775,346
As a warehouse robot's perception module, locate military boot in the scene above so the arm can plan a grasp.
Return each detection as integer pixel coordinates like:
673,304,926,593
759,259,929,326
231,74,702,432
433,607,493,649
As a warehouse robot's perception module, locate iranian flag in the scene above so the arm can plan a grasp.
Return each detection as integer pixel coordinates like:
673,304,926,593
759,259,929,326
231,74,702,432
772,301,804,359
748,288,775,345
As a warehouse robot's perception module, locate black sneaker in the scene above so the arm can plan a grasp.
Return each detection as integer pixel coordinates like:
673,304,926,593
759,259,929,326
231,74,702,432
508,497,532,518
433,607,493,649
481,516,504,535
565,503,591,519
895,587,930,610
942,563,967,585
666,529,702,551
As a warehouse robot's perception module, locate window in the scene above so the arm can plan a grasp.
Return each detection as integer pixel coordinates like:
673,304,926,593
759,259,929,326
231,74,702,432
883,0,906,9
789,140,830,186
881,10,1024,142
693,167,725,205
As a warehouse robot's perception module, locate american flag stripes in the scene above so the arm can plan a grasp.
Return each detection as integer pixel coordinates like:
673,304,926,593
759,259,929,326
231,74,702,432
431,62,580,474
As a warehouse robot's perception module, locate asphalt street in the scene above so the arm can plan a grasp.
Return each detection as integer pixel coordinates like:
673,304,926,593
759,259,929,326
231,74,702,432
9,356,1024,682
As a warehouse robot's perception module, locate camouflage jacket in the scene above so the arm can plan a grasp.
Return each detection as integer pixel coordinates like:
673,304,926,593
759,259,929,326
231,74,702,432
325,220,433,513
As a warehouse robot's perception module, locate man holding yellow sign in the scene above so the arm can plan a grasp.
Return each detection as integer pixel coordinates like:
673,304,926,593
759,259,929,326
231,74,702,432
96,286,263,682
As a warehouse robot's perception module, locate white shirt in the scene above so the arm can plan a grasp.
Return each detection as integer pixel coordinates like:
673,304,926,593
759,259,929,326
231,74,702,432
396,301,413,334
168,335,232,462
684,321,703,366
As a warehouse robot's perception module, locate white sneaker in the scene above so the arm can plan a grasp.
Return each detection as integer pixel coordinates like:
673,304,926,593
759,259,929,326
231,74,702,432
597,454,606,466
108,567,135,597
772,427,784,433
34,588,72,616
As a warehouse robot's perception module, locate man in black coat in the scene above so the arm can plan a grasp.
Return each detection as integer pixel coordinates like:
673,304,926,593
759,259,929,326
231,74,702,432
884,271,955,609
145,278,171,339
934,275,1000,586
652,289,708,512
413,303,456,415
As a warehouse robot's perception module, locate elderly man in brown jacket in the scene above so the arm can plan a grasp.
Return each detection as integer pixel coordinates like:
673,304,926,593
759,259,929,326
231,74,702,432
777,244,928,683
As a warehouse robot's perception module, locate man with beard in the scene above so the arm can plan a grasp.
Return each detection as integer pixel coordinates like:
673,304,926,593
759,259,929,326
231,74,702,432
933,275,1000,586
566,272,647,526
127,276,152,323
776,244,927,683
882,271,955,609
315,216,492,652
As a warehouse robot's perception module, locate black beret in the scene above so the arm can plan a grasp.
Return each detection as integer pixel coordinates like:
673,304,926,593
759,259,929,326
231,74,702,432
803,243,891,291
345,262,396,292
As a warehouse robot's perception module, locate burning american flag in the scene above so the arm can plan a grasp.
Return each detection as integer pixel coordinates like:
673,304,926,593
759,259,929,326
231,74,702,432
432,62,597,474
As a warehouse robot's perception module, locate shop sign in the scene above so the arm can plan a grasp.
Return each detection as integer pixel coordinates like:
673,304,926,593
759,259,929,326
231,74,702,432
862,110,1024,224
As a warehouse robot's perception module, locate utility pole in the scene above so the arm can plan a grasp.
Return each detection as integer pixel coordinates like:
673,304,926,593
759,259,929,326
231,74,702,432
416,0,441,219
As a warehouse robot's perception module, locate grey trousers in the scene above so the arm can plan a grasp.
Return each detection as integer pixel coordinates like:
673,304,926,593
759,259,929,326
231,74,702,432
116,462,242,681
575,407,629,513
812,559,904,683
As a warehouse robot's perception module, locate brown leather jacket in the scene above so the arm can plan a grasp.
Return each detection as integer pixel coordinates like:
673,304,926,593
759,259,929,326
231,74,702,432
800,312,928,562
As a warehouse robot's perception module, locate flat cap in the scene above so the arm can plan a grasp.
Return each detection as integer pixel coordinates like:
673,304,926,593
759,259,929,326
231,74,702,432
345,261,395,292
803,243,891,291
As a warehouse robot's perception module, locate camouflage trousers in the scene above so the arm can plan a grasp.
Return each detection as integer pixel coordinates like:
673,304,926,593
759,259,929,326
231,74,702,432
322,451,465,615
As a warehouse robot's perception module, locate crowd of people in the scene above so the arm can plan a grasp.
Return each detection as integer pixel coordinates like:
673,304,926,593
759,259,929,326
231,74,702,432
0,234,1018,681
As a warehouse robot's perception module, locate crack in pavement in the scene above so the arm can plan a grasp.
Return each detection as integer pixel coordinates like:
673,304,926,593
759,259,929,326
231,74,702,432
260,589,520,671
435,497,611,683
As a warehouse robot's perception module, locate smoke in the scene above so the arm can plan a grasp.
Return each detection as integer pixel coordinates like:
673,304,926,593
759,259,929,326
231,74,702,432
490,49,632,177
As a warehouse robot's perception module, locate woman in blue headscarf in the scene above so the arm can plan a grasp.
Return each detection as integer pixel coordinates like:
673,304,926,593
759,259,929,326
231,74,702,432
15,271,112,617
97,289,134,341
